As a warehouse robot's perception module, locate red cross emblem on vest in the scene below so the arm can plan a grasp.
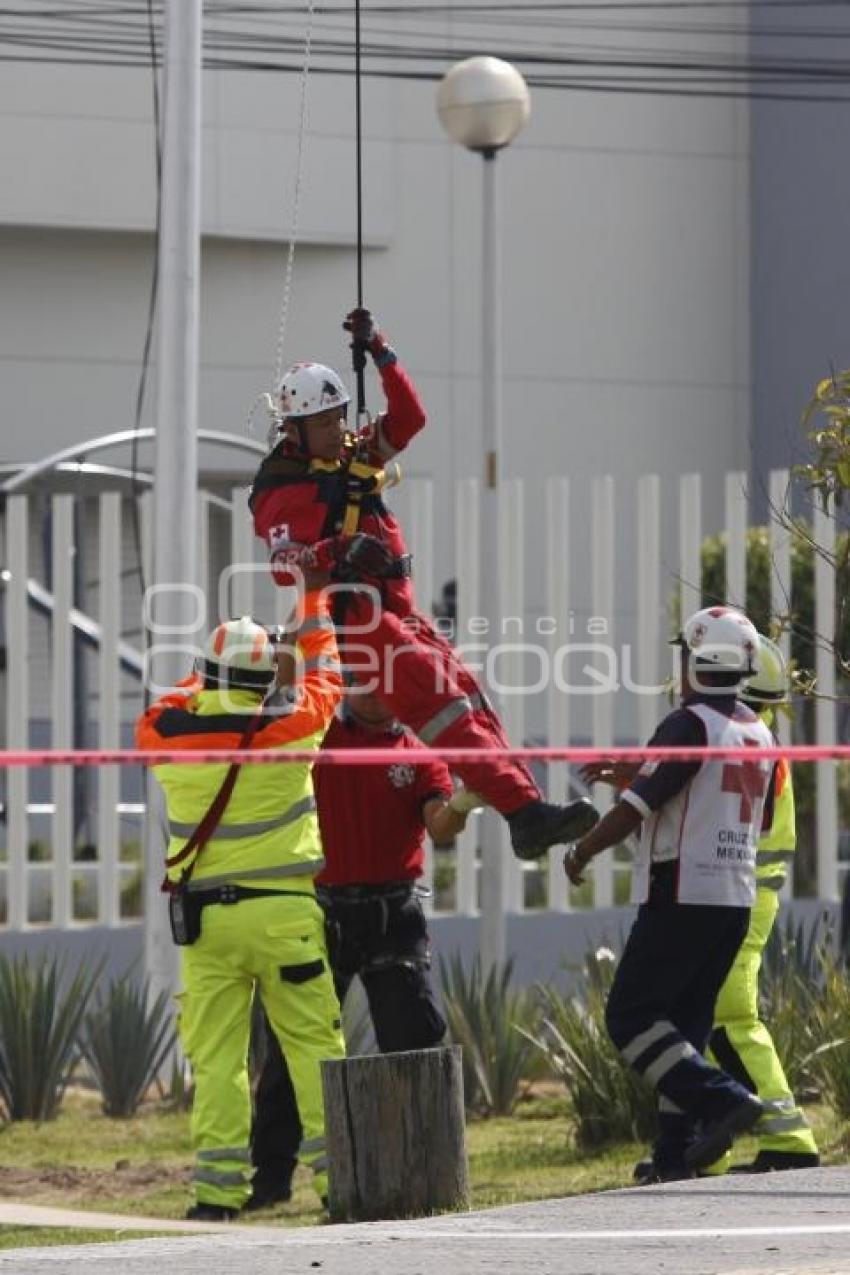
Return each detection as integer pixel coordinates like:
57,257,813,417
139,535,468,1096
721,758,768,822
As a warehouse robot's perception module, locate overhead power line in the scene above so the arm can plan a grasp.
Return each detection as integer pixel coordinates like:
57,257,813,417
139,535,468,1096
2,0,850,104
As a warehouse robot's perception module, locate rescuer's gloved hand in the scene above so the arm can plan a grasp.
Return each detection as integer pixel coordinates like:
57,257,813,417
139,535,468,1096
343,308,396,367
338,532,397,580
447,788,485,815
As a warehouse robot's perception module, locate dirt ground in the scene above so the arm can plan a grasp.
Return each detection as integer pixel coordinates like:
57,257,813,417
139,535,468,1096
0,1163,189,1209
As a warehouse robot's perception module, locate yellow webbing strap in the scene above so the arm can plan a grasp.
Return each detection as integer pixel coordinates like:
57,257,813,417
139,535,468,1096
341,459,402,535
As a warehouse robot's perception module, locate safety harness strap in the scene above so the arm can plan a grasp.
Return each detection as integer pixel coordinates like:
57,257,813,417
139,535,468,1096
160,709,265,889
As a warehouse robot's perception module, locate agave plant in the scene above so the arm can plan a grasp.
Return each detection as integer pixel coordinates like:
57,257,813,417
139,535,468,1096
164,1050,194,1112
798,955,850,1118
438,953,539,1117
0,952,100,1121
81,974,177,1118
523,946,656,1149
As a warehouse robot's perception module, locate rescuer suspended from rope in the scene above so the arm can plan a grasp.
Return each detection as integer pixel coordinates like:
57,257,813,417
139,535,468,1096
249,308,599,860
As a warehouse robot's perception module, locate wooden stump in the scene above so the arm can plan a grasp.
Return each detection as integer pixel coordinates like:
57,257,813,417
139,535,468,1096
321,1045,470,1222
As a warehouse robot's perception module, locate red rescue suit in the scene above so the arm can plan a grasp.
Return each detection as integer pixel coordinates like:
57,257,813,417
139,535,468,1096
250,359,539,816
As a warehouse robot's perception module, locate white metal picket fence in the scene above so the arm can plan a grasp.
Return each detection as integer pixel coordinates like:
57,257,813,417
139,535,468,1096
0,468,842,931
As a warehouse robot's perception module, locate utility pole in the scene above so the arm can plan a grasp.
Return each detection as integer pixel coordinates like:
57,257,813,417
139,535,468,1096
143,0,202,1008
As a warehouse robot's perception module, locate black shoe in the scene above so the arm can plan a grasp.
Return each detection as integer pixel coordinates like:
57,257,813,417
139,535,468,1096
634,1138,732,1185
185,1203,238,1222
633,1160,695,1186
730,1149,820,1174
241,1184,293,1212
508,798,600,860
684,1096,767,1172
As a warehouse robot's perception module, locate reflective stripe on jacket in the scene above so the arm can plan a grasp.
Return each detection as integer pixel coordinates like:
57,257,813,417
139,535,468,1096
755,711,796,889
135,593,342,887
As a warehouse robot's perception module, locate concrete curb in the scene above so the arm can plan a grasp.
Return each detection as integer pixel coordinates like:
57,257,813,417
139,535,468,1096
0,1201,288,1237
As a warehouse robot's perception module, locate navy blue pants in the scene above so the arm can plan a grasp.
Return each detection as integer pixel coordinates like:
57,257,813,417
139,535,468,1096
605,864,754,1172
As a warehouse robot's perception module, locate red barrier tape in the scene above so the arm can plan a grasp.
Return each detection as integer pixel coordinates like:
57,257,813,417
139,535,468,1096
0,746,849,767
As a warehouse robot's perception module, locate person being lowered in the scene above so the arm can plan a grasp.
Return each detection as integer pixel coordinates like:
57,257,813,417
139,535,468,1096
249,307,599,859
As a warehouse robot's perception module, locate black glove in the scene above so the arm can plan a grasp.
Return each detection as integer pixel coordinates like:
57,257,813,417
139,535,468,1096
343,308,394,365
338,533,397,580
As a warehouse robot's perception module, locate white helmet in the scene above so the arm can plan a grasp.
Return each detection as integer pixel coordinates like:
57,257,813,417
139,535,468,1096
679,605,760,684
741,634,789,706
278,362,350,420
200,617,276,692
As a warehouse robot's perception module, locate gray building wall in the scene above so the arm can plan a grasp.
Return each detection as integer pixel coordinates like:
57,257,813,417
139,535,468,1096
750,6,850,501
0,9,757,760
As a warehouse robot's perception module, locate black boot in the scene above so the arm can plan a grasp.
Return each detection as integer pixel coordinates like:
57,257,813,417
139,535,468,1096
242,1180,293,1212
634,1142,730,1185
684,1095,768,1172
634,1161,695,1186
730,1149,820,1174
186,1202,238,1222
507,798,600,860
633,1158,654,1183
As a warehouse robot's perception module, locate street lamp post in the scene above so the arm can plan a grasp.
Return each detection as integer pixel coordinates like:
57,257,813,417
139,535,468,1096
437,58,531,971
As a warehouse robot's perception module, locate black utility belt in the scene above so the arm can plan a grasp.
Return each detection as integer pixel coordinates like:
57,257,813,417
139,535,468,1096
169,882,316,947
317,880,420,906
189,883,316,907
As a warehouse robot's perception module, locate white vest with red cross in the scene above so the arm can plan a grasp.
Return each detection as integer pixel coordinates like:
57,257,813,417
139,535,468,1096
630,702,774,907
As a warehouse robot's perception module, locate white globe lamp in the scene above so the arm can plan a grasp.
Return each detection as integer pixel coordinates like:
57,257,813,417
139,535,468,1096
437,55,531,154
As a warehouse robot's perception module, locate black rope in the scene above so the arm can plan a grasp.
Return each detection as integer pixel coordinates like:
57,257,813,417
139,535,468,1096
352,0,367,419
355,0,363,308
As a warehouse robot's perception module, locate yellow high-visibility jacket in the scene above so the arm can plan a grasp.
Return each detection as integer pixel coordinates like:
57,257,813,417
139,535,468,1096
756,714,795,892
135,593,341,889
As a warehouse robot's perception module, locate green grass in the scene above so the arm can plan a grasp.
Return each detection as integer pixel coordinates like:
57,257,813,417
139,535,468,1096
467,1093,640,1207
0,1087,846,1250
0,1228,165,1248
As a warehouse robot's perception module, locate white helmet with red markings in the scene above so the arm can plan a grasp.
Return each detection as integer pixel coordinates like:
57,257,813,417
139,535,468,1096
201,616,276,692
278,362,350,420
678,605,760,682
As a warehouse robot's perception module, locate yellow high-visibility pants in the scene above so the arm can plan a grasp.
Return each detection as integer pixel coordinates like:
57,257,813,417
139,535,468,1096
177,892,344,1209
706,886,817,1171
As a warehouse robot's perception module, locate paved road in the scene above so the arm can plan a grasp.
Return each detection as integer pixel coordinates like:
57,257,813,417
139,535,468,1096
3,1167,850,1275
